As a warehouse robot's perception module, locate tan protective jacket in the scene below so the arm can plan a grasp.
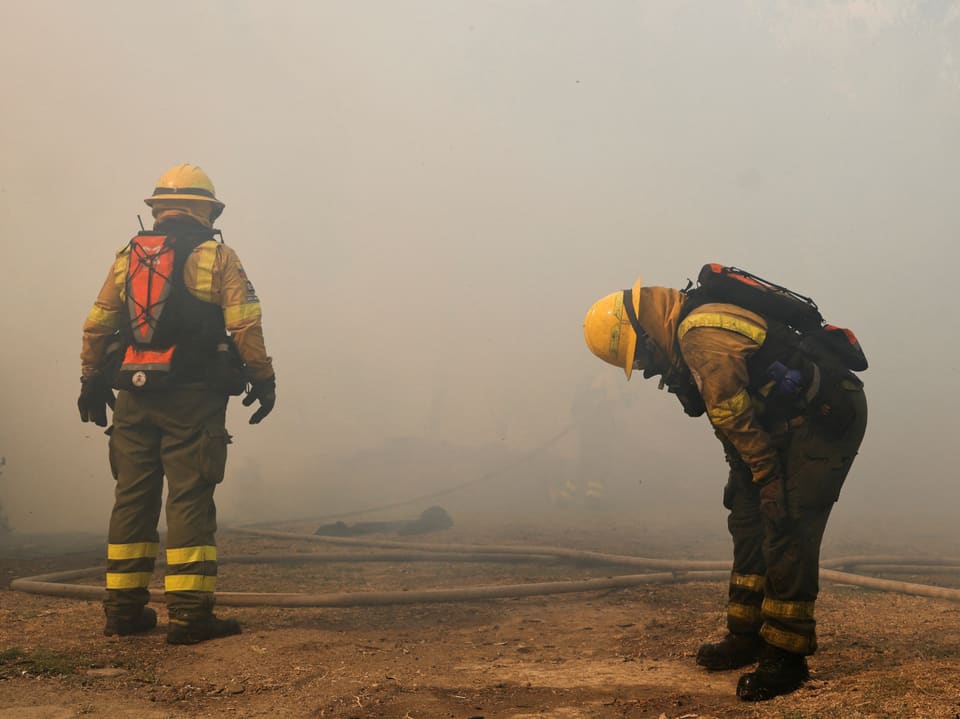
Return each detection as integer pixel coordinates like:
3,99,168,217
81,240,274,382
636,287,779,485
677,302,780,484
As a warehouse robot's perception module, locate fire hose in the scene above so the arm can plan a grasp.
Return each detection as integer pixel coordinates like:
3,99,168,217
10,527,960,606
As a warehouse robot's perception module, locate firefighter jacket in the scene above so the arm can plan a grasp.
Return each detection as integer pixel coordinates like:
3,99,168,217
675,301,782,485
81,220,273,384
636,287,787,485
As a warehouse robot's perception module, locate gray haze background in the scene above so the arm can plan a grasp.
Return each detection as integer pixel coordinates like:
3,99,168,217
1,2,958,545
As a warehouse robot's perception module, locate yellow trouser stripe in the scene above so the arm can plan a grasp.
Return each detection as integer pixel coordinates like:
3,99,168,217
730,572,765,592
224,301,262,326
108,542,160,560
106,571,153,590
760,624,815,655
728,602,762,624
166,545,217,565
708,389,753,426
677,312,767,345
763,597,816,620
165,575,217,593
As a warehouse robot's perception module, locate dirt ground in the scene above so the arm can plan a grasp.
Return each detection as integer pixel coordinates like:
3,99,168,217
2,511,960,719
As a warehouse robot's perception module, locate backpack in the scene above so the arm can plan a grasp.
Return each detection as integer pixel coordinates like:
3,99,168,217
680,264,868,372
113,229,245,394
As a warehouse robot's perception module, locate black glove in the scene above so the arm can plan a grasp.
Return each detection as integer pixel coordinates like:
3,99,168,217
758,475,788,525
78,376,116,427
242,375,276,424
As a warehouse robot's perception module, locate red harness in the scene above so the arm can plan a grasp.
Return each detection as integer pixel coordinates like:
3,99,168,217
120,235,176,387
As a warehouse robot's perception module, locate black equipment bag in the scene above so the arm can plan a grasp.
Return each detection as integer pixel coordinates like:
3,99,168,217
682,264,868,372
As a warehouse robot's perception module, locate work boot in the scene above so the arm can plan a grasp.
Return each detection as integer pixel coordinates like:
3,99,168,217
696,632,762,670
167,615,242,645
736,643,810,701
103,607,158,637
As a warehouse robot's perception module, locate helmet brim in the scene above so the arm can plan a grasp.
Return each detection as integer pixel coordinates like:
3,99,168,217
145,193,225,208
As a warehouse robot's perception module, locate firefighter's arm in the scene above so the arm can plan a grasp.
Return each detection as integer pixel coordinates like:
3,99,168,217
678,311,782,485
80,255,126,379
215,245,275,381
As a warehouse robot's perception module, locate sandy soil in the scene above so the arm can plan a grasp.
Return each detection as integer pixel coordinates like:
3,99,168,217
2,511,960,719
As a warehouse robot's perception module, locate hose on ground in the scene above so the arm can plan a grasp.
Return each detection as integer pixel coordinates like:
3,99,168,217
10,528,960,607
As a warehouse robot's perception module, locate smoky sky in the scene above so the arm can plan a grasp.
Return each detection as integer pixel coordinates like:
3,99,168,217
1,2,958,538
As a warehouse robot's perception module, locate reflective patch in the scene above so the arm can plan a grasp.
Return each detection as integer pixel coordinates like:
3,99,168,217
166,545,217,565
760,623,816,655
87,305,123,330
190,242,218,302
105,571,153,589
224,302,262,326
763,597,816,620
728,602,762,624
730,572,765,592
165,574,217,593
107,542,160,560
708,389,753,426
678,312,767,345
113,250,130,301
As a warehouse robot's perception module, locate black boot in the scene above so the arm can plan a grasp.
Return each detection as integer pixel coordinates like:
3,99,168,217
104,607,158,637
167,614,242,645
736,643,810,701
696,632,762,670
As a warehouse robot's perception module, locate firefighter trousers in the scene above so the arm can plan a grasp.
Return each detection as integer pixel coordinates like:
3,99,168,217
721,382,867,655
104,387,231,621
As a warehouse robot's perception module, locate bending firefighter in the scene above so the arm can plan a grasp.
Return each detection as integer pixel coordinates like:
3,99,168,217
583,270,867,701
78,164,277,644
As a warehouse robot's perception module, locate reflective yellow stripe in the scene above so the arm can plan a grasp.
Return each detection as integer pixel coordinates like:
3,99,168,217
166,545,217,565
108,542,160,560
224,302,262,326
585,481,604,498
678,312,767,345
113,250,130,301
190,242,219,302
728,602,762,624
708,389,753,426
763,597,816,620
105,571,153,589
730,572,765,592
87,306,123,329
760,624,815,654
165,575,217,592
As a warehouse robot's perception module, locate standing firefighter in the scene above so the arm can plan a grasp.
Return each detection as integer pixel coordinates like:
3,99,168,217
78,164,276,644
583,267,867,701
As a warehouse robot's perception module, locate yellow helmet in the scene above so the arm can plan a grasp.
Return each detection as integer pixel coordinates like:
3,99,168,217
144,164,225,219
583,276,643,379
